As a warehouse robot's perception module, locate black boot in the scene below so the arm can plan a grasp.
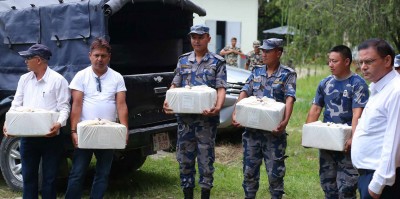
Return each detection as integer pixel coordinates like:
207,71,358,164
183,187,193,199
201,188,211,199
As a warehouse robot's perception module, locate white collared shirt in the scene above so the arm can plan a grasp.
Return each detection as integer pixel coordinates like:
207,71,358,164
351,70,400,194
11,67,71,126
69,66,126,122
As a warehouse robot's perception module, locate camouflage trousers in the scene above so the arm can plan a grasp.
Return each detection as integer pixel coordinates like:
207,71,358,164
319,149,358,199
242,129,288,199
176,119,217,190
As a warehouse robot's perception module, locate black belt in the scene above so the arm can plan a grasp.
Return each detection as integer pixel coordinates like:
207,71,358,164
357,169,375,176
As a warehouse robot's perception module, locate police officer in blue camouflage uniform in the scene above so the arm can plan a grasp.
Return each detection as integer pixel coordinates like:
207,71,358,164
163,24,227,199
232,38,297,199
306,45,369,199
394,54,400,73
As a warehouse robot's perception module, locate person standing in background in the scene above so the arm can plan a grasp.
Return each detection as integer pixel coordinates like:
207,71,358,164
220,37,246,67
245,40,263,71
394,54,400,73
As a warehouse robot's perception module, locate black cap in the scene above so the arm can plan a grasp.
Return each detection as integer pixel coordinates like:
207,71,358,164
18,44,52,60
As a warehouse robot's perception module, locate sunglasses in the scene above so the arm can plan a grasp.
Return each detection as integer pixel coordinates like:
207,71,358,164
95,77,101,92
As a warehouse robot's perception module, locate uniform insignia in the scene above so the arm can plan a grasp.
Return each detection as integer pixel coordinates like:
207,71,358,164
181,65,190,68
254,76,262,82
273,80,283,84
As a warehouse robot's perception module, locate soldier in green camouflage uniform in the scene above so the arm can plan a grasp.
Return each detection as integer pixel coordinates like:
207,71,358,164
220,37,245,67
245,40,263,71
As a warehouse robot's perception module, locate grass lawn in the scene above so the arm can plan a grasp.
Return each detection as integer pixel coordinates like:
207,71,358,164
0,65,330,199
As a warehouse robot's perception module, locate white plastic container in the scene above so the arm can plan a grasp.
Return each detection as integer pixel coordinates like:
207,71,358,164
5,107,59,137
235,96,285,131
77,119,127,149
302,121,352,151
166,85,217,114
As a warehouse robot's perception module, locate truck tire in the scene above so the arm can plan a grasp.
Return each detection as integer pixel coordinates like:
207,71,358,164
0,137,44,191
112,149,147,173
0,137,23,191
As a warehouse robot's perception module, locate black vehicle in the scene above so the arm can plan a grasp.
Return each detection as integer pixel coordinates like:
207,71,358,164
0,0,206,191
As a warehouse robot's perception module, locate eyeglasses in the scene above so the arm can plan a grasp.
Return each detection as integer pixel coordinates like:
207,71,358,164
95,77,101,92
357,58,377,67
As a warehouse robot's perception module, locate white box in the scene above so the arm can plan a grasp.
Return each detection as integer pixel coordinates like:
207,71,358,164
235,96,285,131
5,107,59,137
77,119,127,149
166,85,217,114
302,121,352,151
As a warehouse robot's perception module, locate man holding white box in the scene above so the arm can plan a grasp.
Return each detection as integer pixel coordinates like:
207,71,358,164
306,45,369,199
65,38,128,199
3,44,71,199
351,39,400,199
163,24,227,199
232,38,296,199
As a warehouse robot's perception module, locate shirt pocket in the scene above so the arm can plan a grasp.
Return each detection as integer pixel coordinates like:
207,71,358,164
42,89,57,108
201,65,217,86
179,68,192,86
272,82,284,100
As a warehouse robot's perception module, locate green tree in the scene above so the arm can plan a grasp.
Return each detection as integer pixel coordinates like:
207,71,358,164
276,0,400,64
258,0,284,39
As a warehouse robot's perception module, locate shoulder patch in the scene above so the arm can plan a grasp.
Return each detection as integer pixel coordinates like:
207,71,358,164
178,52,192,59
212,52,225,61
280,64,295,72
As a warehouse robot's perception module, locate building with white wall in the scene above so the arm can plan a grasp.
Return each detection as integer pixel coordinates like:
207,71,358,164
191,0,259,68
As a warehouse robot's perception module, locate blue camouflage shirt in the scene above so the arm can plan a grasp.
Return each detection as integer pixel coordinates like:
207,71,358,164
171,51,227,124
172,51,227,89
241,64,297,103
313,73,369,125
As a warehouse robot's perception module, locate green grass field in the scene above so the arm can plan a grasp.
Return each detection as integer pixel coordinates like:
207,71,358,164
0,65,331,199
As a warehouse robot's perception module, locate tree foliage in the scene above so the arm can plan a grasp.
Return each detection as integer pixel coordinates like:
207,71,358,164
275,0,400,64
257,0,284,40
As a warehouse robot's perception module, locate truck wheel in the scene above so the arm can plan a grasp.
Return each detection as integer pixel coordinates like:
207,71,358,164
112,150,147,173
0,137,23,191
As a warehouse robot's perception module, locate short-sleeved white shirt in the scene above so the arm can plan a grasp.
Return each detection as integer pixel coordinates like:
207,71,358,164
69,66,126,122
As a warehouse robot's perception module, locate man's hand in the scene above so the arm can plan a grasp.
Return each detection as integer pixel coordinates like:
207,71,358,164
344,137,352,153
71,133,78,148
231,110,242,127
163,100,174,114
46,122,61,137
2,124,13,137
272,120,288,136
368,189,380,199
203,106,220,116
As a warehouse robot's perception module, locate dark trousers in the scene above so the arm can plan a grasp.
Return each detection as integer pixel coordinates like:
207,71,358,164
20,136,63,199
358,168,400,199
65,148,114,199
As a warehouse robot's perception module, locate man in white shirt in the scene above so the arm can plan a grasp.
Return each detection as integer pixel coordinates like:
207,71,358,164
65,38,128,199
351,38,400,199
3,44,71,199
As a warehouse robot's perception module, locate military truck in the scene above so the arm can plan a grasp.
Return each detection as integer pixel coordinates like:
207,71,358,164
0,0,207,191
